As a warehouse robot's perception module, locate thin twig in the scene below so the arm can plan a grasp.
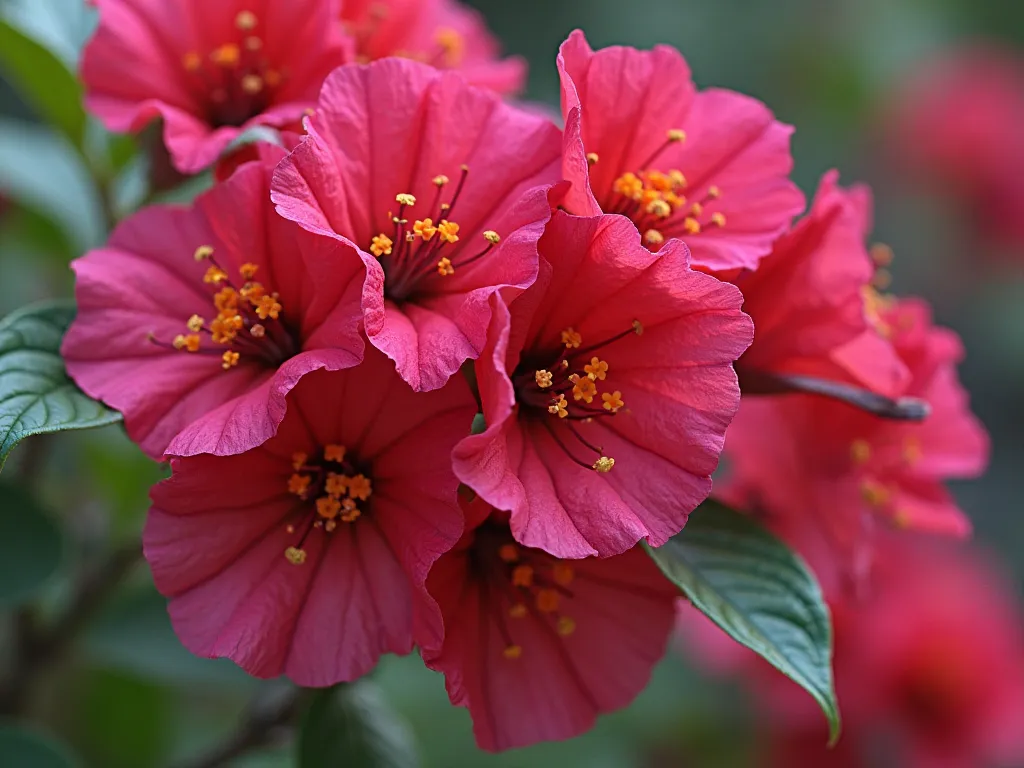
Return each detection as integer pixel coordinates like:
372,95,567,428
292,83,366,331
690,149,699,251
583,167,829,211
0,541,142,715
172,684,307,768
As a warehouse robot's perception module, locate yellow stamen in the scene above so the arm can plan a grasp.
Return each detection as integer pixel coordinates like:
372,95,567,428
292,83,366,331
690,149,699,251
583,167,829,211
433,174,449,186
511,565,534,587
235,10,258,30
643,229,664,246
317,496,341,519
370,234,393,257
593,456,615,473
850,439,871,464
325,473,348,498
241,75,263,95
498,543,519,563
647,199,672,218
203,265,228,284
586,152,600,165
561,328,582,349
395,193,417,206
667,128,686,142
710,212,727,228
324,444,346,463
557,616,576,636
508,603,527,619
584,357,608,381
221,350,240,370
173,334,202,352
347,474,372,501
413,218,437,240
683,217,701,234
288,474,311,497
503,645,522,659
254,295,282,320
860,479,890,507
535,588,559,613
535,369,553,388
291,452,308,470
210,44,241,67
284,547,306,565
437,220,460,244
186,314,205,332
483,230,500,245
436,257,454,276
548,395,568,419
193,245,215,261
601,391,624,413
572,377,597,404
552,563,574,586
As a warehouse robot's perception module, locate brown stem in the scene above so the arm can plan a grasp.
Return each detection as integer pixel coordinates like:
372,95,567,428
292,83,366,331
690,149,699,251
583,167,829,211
0,541,142,715
172,685,307,768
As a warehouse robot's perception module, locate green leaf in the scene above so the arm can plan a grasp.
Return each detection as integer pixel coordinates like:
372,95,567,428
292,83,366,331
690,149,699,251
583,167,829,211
0,300,122,471
0,482,63,607
0,724,80,768
0,120,105,253
645,500,840,743
298,681,419,768
0,19,86,149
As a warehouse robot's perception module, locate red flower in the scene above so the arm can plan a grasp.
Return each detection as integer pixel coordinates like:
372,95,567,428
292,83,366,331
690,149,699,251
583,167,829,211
452,211,752,559
886,47,1024,250
272,58,562,392
724,297,988,575
557,30,804,274
735,171,908,399
81,0,350,173
340,0,525,94
145,352,476,686
423,499,678,751
683,535,1024,768
63,147,365,459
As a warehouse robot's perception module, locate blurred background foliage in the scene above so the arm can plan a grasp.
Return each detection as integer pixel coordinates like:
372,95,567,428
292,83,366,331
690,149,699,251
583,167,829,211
0,0,1022,766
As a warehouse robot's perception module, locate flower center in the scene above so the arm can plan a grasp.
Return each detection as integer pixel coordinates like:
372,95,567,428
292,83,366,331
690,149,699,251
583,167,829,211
342,3,465,68
368,169,501,302
512,322,644,473
590,129,726,249
148,245,296,370
180,10,288,127
848,433,923,530
282,444,373,565
470,525,578,660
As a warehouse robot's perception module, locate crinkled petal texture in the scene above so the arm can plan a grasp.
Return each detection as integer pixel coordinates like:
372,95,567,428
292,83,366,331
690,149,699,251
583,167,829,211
424,517,677,752
453,212,753,559
339,0,526,94
724,296,988,576
735,170,908,397
145,354,476,685
557,29,804,274
272,58,562,391
63,148,365,459
81,0,350,173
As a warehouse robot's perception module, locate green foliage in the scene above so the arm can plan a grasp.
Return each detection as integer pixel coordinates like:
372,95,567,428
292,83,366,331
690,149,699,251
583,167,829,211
0,482,63,607
0,724,80,768
0,301,121,471
644,500,841,743
299,681,420,768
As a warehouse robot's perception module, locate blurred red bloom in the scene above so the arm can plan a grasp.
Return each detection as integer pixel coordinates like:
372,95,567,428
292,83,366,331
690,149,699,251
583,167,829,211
452,211,752,559
724,297,988,577
682,534,1024,768
272,58,561,392
63,147,365,459
424,499,678,751
886,47,1024,250
735,171,909,399
340,0,525,94
145,354,476,686
557,29,804,274
81,0,350,173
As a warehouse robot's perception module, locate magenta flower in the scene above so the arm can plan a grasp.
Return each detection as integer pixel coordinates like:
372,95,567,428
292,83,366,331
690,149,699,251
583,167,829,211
145,352,476,685
81,0,350,173
424,500,678,751
63,147,365,459
339,0,525,94
452,211,752,559
557,30,804,274
272,58,562,392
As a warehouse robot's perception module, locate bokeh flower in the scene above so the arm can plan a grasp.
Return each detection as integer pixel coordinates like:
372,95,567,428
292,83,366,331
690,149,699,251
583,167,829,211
557,29,804,274
82,0,350,173
145,353,476,686
63,146,365,458
339,0,525,93
453,211,752,559
272,57,562,391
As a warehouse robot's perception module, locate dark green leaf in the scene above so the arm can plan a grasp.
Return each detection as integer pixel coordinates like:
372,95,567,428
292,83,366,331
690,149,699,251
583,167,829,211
0,482,63,606
0,19,86,149
298,681,419,768
0,300,122,471
0,724,80,768
645,500,840,743
470,413,487,435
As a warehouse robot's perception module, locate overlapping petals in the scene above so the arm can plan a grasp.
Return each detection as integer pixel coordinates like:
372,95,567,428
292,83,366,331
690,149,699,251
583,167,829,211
82,0,351,173
557,29,804,274
63,147,365,458
272,58,562,392
145,352,476,685
453,211,752,559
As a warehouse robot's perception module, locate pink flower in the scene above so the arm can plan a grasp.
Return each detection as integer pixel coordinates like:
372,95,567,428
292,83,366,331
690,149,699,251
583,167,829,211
272,58,562,392
557,29,804,274
63,146,365,459
735,171,909,399
339,0,525,94
886,47,1024,250
145,351,476,686
81,0,350,173
724,297,988,576
452,211,752,559
682,535,1024,768
423,499,678,751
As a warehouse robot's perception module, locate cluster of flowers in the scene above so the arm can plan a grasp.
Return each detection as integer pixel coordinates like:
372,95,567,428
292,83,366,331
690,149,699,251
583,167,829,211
64,0,1001,754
